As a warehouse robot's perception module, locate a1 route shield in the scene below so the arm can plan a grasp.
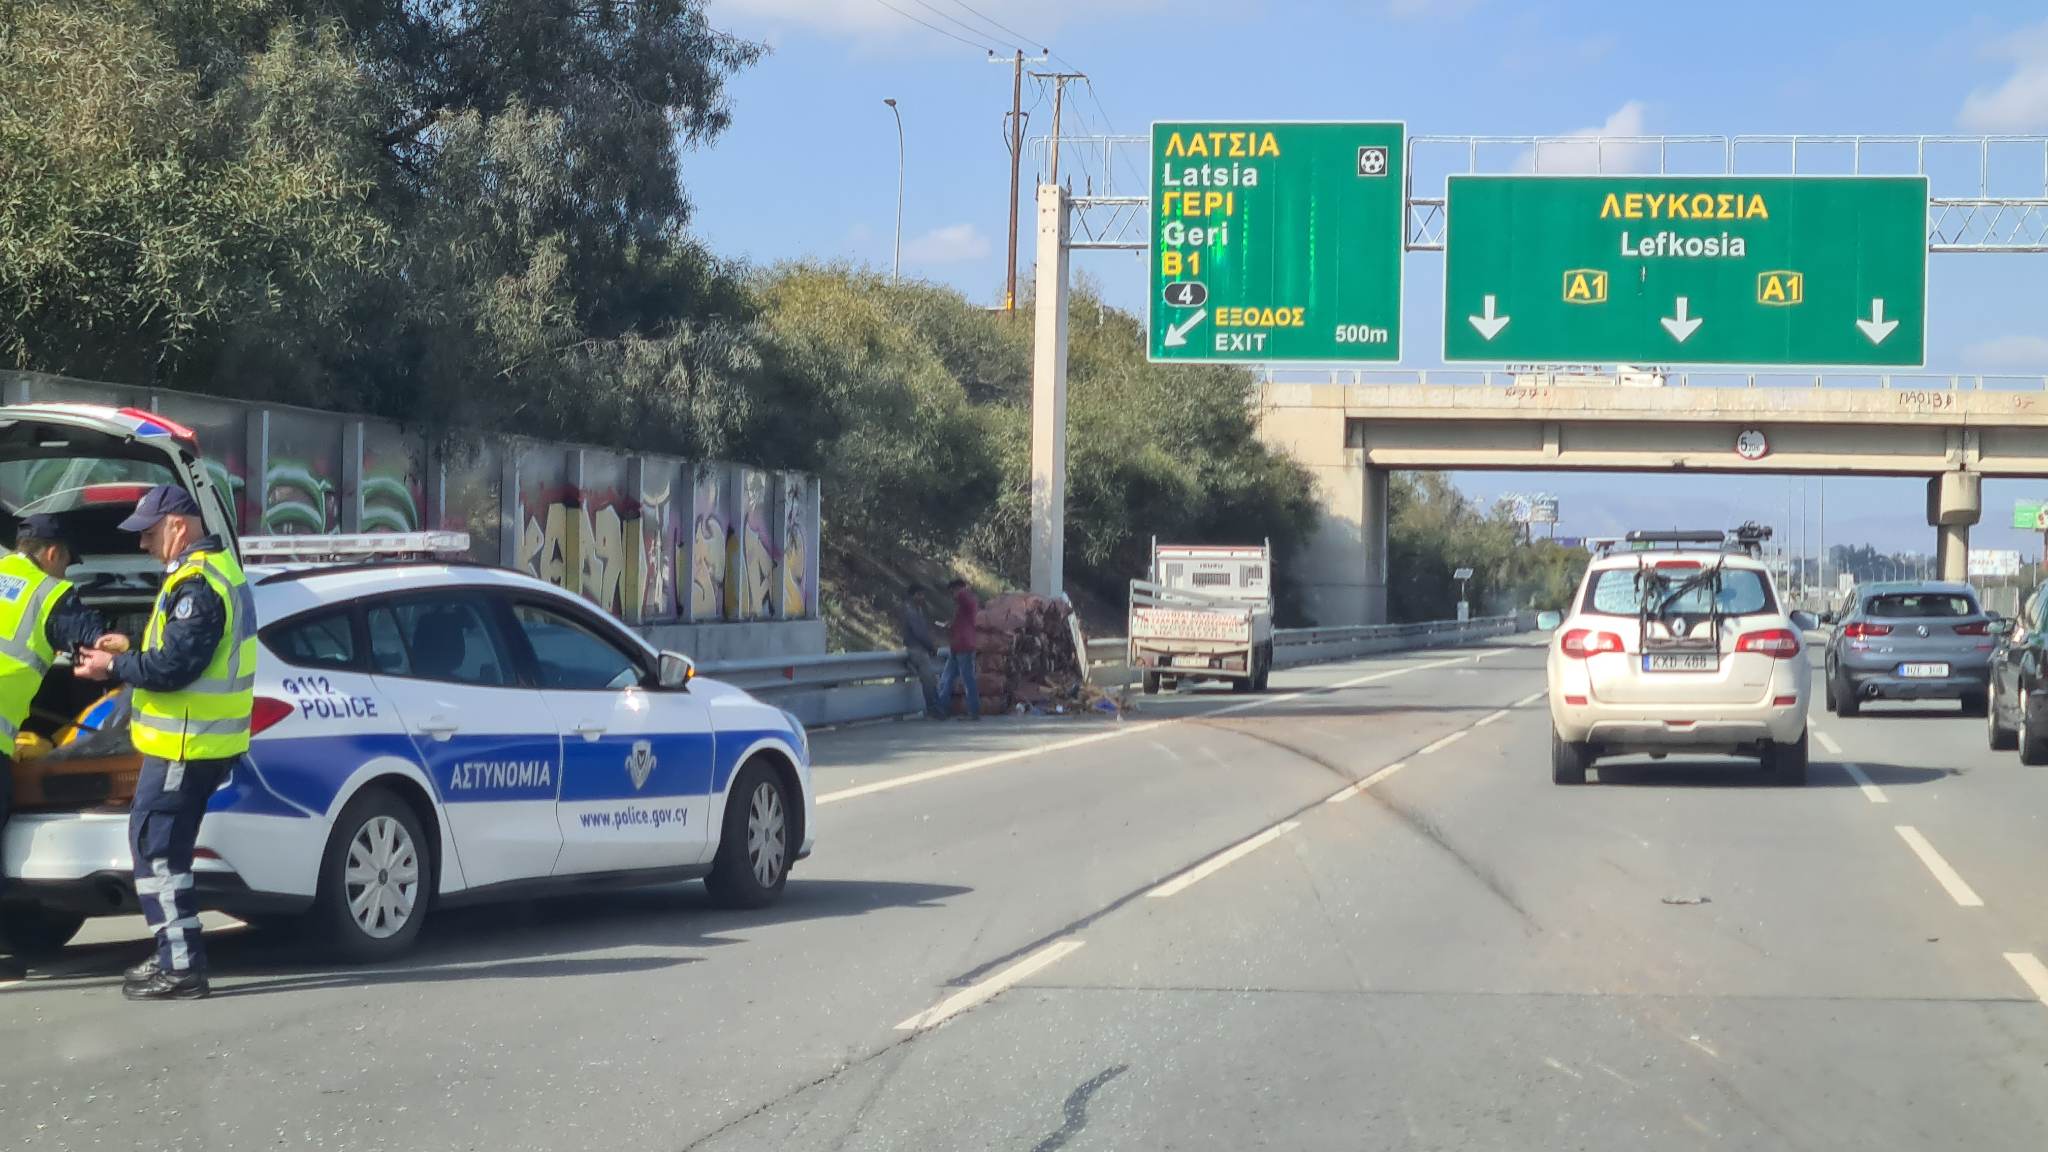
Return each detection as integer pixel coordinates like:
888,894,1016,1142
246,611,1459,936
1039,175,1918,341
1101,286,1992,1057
1443,175,1928,367
1149,121,1405,363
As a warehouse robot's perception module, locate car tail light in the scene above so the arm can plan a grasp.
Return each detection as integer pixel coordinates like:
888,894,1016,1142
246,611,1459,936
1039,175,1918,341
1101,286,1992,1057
1563,695,1589,706
1842,622,1892,638
117,407,201,448
1954,621,1990,636
250,696,294,737
1773,695,1799,707
1737,628,1802,658
1561,629,1624,658
1653,560,1701,569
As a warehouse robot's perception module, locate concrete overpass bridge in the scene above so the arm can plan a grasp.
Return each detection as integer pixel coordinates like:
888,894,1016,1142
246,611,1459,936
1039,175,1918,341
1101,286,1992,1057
1256,375,2048,627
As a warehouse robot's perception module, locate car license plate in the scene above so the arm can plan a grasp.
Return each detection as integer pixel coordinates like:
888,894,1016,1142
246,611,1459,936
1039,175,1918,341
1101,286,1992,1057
1898,662,1950,678
1644,653,1717,673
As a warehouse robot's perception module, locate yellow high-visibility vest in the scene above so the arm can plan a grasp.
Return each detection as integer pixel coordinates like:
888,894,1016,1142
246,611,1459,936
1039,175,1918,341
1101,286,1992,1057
0,551,66,743
131,549,257,761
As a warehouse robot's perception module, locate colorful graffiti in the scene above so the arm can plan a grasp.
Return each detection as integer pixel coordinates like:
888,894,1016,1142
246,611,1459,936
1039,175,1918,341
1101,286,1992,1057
782,474,809,618
515,455,642,618
362,421,424,532
740,469,776,620
264,411,341,534
641,462,677,621
689,465,728,621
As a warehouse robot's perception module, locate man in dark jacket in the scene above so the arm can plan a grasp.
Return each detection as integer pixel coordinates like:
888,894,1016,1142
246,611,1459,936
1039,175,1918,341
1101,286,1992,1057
901,584,941,718
75,485,256,1001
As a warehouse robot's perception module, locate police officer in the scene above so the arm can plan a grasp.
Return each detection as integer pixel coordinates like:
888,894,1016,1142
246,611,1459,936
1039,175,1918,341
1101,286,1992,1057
74,486,255,1001
0,515,117,979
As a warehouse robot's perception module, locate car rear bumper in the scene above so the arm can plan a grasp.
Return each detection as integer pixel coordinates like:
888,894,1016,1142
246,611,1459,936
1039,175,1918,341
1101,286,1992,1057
3,811,317,916
1841,672,1987,701
1572,714,1804,754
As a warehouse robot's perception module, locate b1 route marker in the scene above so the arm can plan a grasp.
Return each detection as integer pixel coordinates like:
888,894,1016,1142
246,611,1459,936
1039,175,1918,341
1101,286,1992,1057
1443,175,1928,367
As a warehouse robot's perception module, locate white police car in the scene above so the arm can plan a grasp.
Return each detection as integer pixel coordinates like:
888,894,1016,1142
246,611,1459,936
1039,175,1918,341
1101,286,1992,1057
0,405,812,961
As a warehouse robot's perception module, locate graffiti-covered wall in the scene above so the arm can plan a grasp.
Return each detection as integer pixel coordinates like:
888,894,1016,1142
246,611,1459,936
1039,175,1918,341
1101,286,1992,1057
0,373,822,626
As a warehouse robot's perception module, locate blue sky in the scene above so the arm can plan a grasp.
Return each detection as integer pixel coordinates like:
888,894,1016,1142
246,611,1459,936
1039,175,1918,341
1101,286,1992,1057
695,0,2048,559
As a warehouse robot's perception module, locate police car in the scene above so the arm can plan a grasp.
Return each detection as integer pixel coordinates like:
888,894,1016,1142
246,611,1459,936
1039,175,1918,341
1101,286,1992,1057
0,405,812,961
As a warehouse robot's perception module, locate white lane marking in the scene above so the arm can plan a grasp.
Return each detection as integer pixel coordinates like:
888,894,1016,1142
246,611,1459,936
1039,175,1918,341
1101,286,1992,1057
821,652,1483,804
1814,728,1844,756
894,938,1086,1032
1684,1034,1721,1059
1475,648,1514,661
1542,1056,1583,1079
1514,690,1547,708
2004,952,2048,1007
1474,708,1511,728
1327,761,1407,804
1895,826,1984,907
1842,763,1888,804
819,723,1170,804
1147,821,1302,899
1416,729,1469,756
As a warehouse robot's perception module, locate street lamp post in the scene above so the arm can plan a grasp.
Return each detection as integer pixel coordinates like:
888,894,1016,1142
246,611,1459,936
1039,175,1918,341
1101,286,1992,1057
883,99,904,281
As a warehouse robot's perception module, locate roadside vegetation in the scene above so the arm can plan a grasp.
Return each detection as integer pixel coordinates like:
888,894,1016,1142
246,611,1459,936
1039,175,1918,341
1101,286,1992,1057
2,0,1569,643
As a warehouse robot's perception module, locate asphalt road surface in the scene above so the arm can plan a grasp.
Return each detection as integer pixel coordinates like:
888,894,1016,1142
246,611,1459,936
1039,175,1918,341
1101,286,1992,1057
8,636,2048,1150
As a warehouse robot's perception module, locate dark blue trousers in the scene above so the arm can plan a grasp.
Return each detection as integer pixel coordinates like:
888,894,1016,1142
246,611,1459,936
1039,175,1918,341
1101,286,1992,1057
129,756,232,973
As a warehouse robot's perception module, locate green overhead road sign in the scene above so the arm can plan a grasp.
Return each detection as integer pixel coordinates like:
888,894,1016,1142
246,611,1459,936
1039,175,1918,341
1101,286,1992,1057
1148,121,1405,363
1443,175,1929,367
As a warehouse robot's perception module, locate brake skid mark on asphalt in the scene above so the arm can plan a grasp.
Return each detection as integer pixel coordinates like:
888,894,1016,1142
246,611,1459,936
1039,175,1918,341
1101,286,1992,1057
819,652,1482,806
894,938,1087,1033
1147,821,1301,898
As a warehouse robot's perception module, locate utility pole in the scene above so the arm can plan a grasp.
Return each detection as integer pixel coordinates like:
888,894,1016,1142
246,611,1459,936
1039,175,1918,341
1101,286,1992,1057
1030,71,1087,187
883,99,904,281
995,51,1048,312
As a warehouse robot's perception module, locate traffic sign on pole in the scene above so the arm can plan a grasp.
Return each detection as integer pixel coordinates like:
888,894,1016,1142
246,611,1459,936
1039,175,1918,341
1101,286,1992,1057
1149,121,1406,363
1443,175,1929,366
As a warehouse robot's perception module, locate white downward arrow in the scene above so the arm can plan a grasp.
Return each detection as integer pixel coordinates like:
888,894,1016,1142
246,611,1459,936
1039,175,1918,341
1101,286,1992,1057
1163,308,1206,348
1468,295,1510,341
1660,296,1702,343
1857,298,1899,345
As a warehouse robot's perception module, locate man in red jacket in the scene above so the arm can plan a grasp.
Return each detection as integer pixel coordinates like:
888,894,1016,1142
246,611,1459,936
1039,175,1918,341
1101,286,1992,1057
936,577,981,719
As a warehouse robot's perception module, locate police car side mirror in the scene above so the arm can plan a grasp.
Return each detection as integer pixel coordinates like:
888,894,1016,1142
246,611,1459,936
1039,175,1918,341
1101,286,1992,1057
658,650,695,690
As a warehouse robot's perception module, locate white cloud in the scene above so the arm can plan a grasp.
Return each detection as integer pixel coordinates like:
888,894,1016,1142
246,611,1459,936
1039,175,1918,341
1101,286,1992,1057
1959,22,2048,131
902,223,991,264
1963,334,2048,371
1514,101,1655,174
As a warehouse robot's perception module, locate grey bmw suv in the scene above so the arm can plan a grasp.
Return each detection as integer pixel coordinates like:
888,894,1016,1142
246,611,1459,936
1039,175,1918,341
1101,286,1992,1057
1822,582,1998,717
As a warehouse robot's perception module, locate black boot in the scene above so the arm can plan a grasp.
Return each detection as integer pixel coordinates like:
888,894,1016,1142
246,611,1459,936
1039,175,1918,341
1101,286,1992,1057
124,956,160,983
122,969,208,1001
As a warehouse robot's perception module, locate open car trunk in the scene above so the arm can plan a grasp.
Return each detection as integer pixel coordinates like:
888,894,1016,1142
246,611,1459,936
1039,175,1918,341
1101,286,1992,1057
0,405,236,813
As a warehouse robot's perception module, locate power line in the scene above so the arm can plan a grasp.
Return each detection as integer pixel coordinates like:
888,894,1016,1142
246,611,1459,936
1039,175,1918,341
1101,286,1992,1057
939,0,1048,54
903,0,1023,52
867,0,1001,53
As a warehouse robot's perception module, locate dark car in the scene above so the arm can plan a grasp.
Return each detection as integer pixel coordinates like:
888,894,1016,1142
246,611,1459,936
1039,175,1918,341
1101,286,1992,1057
1989,586,2048,762
1822,582,1997,717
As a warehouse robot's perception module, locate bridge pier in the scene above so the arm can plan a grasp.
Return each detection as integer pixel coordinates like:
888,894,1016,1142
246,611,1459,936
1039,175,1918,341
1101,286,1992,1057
1257,400,1388,625
1929,472,1982,583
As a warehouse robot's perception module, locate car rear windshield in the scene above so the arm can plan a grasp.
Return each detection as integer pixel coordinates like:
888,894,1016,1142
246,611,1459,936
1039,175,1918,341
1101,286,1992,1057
1582,566,1776,616
1865,593,1977,618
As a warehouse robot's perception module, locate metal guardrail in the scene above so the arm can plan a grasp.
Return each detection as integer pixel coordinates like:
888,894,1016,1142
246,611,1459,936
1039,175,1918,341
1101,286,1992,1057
707,615,1527,727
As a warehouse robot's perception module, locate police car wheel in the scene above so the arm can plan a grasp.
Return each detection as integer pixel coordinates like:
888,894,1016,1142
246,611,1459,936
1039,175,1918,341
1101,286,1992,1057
0,904,86,958
706,761,791,909
313,786,429,962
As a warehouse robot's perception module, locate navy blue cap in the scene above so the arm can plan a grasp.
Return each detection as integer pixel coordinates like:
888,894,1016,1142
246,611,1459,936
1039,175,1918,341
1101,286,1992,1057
118,484,202,532
16,514,70,548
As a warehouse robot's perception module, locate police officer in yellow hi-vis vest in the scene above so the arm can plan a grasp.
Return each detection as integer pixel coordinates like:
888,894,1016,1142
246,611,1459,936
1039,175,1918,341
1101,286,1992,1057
74,485,255,1001
0,514,115,980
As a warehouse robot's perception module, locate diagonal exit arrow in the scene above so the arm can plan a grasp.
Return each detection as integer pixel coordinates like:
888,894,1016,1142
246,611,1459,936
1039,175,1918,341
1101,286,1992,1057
1660,296,1702,343
1163,308,1207,348
1468,295,1510,340
1857,298,1900,345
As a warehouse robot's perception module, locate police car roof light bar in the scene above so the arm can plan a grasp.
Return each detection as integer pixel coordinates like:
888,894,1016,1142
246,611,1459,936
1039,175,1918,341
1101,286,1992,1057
239,531,472,564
